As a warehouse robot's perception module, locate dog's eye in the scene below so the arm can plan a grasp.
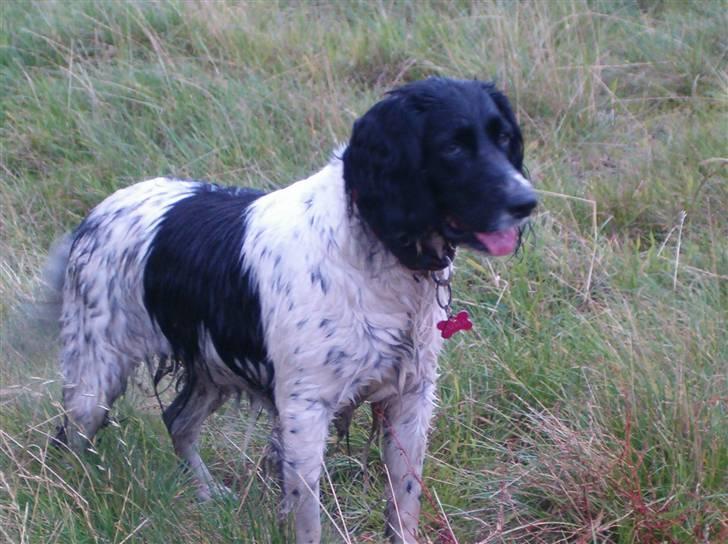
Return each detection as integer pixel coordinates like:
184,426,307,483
442,143,462,156
497,132,511,148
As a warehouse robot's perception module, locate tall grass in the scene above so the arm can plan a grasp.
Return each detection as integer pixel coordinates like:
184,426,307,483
1,1,726,542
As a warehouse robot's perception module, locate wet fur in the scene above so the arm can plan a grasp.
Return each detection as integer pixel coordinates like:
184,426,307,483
49,77,536,544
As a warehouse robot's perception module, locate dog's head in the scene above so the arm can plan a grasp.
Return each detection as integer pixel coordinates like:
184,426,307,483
343,77,537,271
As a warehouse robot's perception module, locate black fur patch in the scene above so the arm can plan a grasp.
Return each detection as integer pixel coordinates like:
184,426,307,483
343,77,535,270
143,184,274,399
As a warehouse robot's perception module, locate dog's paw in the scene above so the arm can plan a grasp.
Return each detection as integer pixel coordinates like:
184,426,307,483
197,481,238,503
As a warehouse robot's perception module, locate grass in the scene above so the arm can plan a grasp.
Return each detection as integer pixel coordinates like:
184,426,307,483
1,0,726,542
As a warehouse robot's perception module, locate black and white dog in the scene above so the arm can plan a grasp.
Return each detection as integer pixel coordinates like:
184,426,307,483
48,77,536,543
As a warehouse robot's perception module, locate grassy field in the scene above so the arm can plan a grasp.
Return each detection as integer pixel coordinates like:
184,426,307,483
1,1,726,542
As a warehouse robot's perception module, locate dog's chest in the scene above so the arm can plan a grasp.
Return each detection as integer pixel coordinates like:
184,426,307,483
240,169,446,408
261,260,444,408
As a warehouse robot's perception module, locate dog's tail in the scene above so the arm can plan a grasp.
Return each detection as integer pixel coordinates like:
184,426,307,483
1,233,73,368
34,232,74,331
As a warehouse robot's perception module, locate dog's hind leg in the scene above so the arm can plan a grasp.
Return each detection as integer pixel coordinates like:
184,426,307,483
58,338,137,452
162,373,230,501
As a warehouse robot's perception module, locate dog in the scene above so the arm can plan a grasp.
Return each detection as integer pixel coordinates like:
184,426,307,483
47,77,536,543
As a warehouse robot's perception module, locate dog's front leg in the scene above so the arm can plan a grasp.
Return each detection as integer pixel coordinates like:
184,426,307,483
381,381,436,544
276,399,331,544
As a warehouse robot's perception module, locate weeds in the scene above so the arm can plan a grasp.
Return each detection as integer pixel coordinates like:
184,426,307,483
1,1,726,542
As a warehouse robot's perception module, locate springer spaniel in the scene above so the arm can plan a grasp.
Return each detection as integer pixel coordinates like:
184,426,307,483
48,77,537,543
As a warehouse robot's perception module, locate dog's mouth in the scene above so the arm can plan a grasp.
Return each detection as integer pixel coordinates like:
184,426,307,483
472,228,520,256
442,220,521,256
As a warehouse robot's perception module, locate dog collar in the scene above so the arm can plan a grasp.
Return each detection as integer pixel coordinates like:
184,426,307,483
432,259,472,339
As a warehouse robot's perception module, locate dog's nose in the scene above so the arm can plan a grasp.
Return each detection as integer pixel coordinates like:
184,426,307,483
506,189,538,219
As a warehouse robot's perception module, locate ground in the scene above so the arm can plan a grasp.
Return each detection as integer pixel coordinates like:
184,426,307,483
0,1,726,542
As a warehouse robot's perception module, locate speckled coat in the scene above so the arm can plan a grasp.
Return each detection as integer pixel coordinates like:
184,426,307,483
55,156,445,544
52,77,537,544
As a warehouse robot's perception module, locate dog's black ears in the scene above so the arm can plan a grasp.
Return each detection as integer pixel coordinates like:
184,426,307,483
342,90,441,270
483,83,524,172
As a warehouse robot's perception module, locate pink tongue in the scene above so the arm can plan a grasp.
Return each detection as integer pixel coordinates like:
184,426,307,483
475,227,518,256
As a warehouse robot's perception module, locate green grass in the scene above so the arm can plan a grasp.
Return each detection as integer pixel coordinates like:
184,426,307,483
1,0,726,542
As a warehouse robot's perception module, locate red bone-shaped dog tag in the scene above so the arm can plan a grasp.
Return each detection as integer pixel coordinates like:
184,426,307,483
436,310,473,339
